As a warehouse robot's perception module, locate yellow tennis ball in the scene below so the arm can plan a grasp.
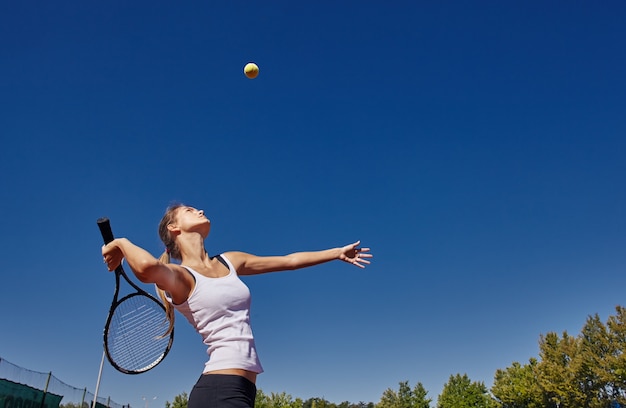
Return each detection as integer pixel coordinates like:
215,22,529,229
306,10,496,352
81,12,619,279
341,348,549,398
244,62,259,79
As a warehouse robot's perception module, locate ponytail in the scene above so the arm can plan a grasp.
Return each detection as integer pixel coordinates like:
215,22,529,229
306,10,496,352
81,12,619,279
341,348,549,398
157,250,175,337
156,203,184,337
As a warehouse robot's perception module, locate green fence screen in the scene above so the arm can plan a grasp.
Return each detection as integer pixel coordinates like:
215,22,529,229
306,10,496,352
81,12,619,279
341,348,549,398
0,379,63,408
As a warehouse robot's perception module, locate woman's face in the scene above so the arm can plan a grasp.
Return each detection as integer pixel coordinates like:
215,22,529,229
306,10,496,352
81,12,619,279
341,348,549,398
174,206,211,237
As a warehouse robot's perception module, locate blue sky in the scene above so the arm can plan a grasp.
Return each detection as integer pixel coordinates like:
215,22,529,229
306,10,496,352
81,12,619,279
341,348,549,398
1,1,625,406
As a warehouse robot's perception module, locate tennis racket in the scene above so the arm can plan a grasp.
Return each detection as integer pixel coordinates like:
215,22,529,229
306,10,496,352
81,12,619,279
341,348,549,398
97,217,174,374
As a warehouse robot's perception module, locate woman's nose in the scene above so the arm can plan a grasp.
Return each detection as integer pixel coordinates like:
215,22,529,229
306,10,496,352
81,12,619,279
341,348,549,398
198,209,204,215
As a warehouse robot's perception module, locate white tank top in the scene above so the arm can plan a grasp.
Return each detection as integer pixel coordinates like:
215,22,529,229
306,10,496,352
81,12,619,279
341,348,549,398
166,254,263,374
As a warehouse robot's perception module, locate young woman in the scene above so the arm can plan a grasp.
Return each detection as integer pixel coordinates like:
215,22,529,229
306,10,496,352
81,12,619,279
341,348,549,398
101,204,372,408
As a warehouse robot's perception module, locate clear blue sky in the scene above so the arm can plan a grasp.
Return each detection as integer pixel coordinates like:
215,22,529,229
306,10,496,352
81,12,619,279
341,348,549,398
1,1,625,407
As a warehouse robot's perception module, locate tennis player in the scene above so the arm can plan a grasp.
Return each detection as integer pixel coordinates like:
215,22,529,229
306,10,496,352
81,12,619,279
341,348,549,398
101,204,372,408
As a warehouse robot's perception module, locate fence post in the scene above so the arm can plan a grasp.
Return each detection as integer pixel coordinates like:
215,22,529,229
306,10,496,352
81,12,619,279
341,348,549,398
40,371,52,408
81,387,87,408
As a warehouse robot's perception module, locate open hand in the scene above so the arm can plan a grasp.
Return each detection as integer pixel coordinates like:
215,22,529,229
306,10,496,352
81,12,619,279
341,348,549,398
339,240,372,268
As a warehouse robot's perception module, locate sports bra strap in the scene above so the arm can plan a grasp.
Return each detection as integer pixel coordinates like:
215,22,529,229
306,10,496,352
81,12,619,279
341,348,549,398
213,254,229,270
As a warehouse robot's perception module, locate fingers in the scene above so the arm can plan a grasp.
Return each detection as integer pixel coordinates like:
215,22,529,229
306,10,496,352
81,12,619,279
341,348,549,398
353,245,372,259
102,255,116,271
102,246,113,270
102,243,122,271
347,242,373,268
351,258,371,268
355,256,372,265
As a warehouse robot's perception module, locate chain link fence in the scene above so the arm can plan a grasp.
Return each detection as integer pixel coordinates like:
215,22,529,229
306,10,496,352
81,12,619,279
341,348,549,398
0,357,126,408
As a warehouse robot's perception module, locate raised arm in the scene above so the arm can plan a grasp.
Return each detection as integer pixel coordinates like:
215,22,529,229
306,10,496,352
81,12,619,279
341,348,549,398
227,240,372,276
102,238,186,294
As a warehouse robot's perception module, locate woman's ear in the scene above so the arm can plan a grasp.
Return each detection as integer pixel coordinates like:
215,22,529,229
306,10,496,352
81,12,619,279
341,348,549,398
167,223,181,234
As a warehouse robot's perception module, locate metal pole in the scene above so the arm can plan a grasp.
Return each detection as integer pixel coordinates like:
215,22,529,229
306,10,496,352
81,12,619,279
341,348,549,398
81,388,87,408
40,371,51,408
92,350,106,408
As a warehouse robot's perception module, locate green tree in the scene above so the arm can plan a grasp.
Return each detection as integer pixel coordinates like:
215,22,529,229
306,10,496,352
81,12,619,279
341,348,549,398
342,402,373,408
376,381,431,408
397,381,414,408
411,382,431,408
437,374,494,408
493,306,626,408
575,313,611,407
256,391,301,408
256,390,270,408
571,309,626,407
535,331,583,407
491,359,545,408
304,398,334,408
165,392,188,408
377,387,400,408
268,392,295,408
606,305,626,405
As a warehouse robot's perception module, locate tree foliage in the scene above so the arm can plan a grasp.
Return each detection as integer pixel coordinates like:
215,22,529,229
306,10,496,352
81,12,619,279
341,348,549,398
255,391,301,408
437,374,494,408
491,359,545,408
254,391,373,408
165,392,188,408
376,381,431,408
492,306,626,408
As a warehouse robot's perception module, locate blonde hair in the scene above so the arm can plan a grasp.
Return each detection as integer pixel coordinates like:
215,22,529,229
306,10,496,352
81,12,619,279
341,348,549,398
156,203,184,336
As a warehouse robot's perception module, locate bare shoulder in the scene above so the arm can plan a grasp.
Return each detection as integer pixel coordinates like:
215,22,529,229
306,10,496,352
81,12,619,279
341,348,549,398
168,263,191,276
221,251,250,270
156,263,194,290
158,263,195,304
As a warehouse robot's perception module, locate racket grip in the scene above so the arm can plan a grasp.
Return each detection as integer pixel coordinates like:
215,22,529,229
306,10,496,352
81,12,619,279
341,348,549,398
97,217,115,244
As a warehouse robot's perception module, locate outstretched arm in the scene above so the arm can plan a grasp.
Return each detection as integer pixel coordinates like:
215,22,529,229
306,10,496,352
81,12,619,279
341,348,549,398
227,240,373,276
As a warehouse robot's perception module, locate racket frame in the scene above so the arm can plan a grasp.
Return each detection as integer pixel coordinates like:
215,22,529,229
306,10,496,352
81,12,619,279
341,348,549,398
97,217,174,374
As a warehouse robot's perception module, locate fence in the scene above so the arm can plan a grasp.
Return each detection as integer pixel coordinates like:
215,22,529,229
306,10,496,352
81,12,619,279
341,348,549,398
0,357,125,408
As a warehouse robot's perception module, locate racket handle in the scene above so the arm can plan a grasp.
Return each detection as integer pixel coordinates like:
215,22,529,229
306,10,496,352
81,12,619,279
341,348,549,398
97,217,115,244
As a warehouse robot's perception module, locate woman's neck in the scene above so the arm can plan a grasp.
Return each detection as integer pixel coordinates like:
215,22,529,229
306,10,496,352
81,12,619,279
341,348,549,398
177,233,209,265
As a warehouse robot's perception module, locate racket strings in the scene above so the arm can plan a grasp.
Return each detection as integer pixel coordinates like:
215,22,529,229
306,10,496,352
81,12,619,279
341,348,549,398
107,295,171,373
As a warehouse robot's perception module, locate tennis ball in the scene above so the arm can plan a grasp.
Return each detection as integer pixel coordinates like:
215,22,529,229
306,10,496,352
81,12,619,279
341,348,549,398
244,62,259,79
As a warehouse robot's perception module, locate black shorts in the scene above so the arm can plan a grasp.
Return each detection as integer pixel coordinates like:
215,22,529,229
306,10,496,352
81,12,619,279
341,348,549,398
188,374,257,408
